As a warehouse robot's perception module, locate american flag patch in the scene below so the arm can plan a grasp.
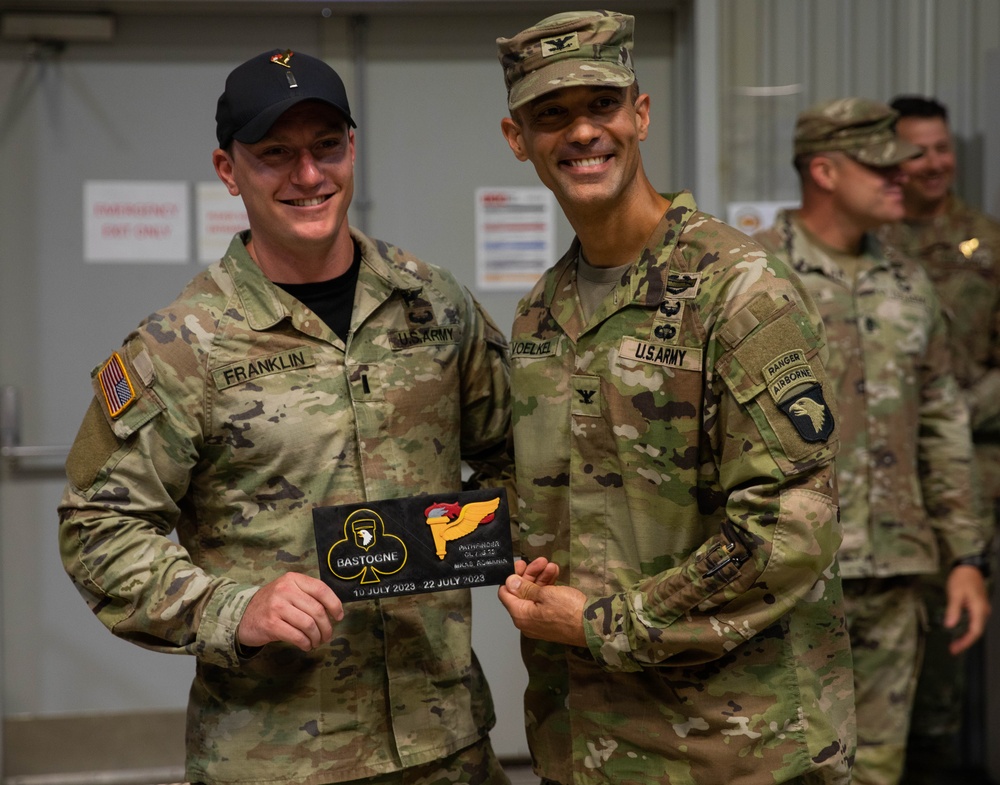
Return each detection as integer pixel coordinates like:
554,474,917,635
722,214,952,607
98,352,136,418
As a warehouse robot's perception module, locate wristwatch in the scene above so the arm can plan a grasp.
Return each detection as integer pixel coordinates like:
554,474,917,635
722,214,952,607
953,553,991,579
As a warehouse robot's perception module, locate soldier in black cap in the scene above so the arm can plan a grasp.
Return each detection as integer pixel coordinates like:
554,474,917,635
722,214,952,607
59,49,513,785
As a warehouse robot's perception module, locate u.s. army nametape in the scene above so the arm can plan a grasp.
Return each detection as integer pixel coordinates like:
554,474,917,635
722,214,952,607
312,488,513,602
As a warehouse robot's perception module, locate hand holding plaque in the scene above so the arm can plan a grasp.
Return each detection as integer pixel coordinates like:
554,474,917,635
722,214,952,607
313,488,513,602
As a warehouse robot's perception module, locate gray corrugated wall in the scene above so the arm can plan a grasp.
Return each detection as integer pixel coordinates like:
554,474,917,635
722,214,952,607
718,0,1000,211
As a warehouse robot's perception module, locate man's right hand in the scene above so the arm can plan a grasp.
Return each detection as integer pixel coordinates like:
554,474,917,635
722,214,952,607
514,556,561,586
238,572,344,652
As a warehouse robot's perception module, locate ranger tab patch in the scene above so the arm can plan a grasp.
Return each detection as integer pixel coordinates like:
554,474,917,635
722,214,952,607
763,349,818,402
763,350,832,442
98,351,136,418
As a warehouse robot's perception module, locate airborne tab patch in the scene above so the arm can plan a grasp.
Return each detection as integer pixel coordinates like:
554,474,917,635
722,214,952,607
763,350,818,402
763,350,831,442
98,352,136,418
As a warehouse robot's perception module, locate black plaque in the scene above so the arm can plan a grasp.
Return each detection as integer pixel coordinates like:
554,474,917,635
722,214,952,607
312,487,513,602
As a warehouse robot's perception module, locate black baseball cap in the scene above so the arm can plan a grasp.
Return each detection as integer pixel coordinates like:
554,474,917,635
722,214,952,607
215,49,356,148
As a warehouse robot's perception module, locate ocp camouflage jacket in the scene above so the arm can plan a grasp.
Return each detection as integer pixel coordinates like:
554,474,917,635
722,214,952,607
59,230,512,785
511,192,855,785
757,211,984,579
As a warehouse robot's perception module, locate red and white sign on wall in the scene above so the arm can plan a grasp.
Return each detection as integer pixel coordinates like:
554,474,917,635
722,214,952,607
475,187,555,291
196,182,249,264
84,181,190,263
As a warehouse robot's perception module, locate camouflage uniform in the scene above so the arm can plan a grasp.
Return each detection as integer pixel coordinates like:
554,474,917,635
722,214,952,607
511,191,856,785
881,194,1000,530
58,230,512,785
755,211,985,784
881,195,1000,770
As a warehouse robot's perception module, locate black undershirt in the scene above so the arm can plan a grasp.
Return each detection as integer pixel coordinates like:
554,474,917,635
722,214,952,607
274,241,362,343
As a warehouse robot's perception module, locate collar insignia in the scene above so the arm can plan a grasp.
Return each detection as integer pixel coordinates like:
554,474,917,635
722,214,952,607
960,238,980,259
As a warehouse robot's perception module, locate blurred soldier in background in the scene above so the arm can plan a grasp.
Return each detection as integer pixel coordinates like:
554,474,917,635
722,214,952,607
884,94,1000,785
755,97,991,785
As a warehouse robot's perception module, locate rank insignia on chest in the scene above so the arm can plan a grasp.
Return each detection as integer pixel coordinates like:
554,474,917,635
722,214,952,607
98,351,136,418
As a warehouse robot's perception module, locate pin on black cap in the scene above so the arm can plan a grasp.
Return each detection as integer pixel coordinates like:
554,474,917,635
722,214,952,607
215,49,356,148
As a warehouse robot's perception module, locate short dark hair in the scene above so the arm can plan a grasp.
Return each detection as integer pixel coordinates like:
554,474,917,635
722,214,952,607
792,153,814,177
889,95,949,124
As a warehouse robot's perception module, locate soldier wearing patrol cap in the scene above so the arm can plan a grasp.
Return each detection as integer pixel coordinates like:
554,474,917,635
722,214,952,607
881,94,1000,785
58,49,514,785
755,97,991,785
495,10,855,785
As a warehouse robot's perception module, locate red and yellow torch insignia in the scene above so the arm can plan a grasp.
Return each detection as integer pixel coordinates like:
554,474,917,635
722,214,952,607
424,497,501,560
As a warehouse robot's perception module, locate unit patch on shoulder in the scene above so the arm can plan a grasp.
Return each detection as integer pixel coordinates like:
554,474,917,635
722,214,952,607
761,350,832,442
777,384,834,443
98,351,136,418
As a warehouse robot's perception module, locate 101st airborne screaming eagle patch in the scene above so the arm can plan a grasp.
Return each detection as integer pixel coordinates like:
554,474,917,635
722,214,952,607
763,349,834,443
312,488,513,602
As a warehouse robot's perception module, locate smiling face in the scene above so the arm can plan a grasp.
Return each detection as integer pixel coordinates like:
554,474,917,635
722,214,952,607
824,151,908,230
895,115,956,216
213,100,355,269
501,85,649,217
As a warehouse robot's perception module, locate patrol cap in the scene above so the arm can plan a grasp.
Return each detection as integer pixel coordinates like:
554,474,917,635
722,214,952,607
794,97,922,167
496,10,635,111
215,49,355,149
